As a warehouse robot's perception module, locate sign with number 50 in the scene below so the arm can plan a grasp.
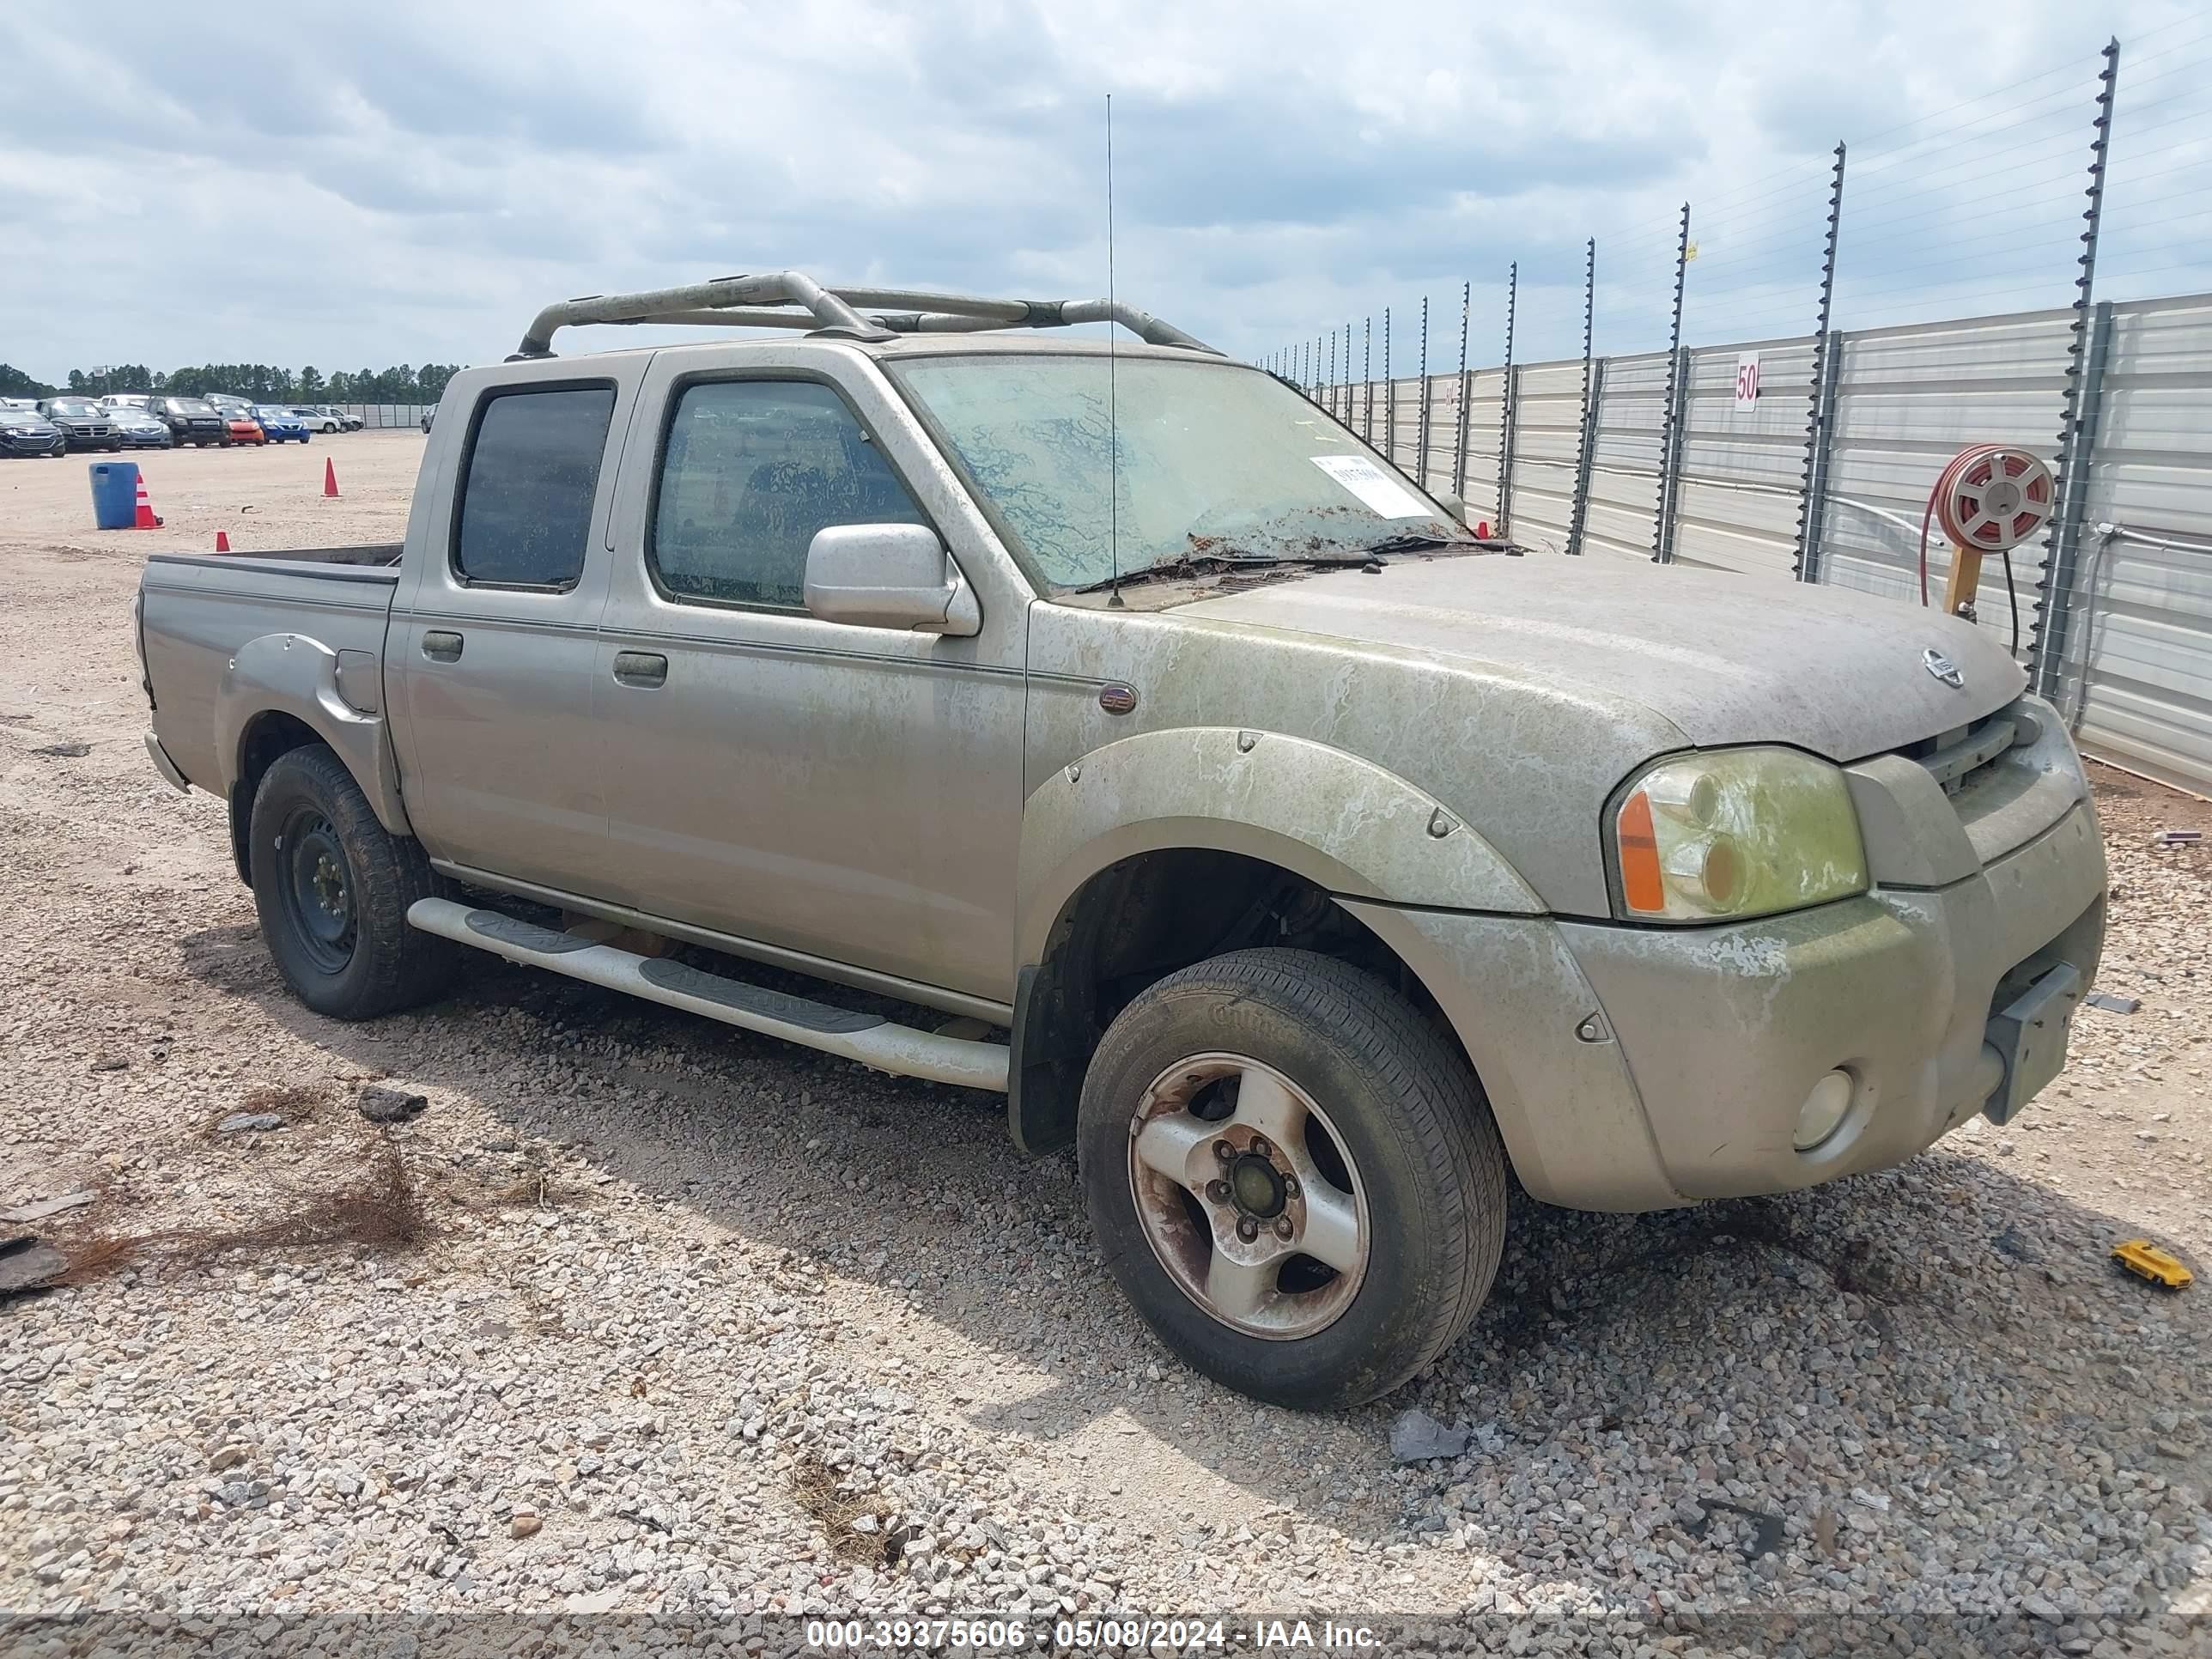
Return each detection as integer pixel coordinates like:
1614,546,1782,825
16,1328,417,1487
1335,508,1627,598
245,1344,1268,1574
1734,353,1761,411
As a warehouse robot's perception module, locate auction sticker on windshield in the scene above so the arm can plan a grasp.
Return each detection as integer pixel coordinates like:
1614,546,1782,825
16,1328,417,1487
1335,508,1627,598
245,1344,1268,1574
1309,454,1431,519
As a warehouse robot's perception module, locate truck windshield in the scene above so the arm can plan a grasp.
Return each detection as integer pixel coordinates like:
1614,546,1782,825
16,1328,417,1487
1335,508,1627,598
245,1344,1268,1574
892,355,1471,593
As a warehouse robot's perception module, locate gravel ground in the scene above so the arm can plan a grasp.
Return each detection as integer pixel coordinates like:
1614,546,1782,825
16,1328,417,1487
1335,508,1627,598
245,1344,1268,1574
2,434,2208,1654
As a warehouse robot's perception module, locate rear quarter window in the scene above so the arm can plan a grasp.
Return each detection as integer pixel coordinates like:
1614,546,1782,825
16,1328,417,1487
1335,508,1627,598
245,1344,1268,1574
453,384,617,588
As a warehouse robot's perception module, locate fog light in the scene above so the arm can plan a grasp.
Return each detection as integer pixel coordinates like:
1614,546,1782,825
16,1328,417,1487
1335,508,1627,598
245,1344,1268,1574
1794,1070,1854,1151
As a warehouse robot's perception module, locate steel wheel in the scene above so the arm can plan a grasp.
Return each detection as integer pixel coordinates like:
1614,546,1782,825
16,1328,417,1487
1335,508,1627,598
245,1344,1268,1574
275,807,356,974
1127,1052,1369,1340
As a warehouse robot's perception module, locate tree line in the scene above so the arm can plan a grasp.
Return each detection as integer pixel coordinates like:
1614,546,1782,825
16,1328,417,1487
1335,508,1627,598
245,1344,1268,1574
0,362,460,404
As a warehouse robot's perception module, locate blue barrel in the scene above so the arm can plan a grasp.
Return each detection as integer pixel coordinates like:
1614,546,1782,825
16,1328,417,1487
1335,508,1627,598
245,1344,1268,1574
89,460,140,531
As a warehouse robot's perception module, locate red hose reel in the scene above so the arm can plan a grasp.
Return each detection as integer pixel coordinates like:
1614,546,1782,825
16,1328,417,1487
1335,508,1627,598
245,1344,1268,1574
1933,443,2056,551
1917,443,2058,620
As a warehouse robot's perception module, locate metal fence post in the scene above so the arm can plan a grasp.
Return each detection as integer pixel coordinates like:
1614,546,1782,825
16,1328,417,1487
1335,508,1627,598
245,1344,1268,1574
1565,240,1597,556
1498,265,1519,535
1657,347,1692,565
1653,203,1691,562
1417,296,1431,489
1568,358,1607,557
1796,141,1848,581
1363,318,1374,443
1383,307,1395,464
2038,301,2116,701
2036,36,2120,696
1798,334,1845,585
1452,281,1472,501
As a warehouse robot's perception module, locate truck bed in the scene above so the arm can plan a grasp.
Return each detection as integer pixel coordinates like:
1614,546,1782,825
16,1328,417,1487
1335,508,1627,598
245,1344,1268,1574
154,542,403,569
140,548,402,799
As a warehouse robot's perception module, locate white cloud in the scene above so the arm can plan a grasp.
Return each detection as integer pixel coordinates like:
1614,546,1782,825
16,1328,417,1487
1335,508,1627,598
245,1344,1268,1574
1,0,2204,383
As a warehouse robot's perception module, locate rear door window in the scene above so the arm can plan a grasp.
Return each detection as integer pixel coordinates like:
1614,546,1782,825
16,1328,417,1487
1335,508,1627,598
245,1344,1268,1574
453,385,616,589
648,380,928,610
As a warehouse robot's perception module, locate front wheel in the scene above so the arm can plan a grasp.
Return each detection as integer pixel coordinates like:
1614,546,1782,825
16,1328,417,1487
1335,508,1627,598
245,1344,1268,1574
1078,948,1507,1410
249,745,459,1019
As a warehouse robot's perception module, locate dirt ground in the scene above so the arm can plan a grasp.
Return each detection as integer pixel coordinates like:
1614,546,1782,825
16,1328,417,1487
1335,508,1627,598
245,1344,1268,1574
2,433,2207,1648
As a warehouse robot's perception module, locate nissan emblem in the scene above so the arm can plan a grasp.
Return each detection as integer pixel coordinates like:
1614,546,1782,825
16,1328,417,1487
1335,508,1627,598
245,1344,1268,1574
1922,647,1965,690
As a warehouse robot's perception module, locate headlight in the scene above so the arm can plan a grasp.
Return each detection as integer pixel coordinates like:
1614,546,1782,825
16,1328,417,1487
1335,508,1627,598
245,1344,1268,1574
1610,746,1867,923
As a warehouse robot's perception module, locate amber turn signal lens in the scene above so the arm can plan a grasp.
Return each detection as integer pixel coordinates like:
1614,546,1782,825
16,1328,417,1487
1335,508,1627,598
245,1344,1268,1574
1617,790,1666,914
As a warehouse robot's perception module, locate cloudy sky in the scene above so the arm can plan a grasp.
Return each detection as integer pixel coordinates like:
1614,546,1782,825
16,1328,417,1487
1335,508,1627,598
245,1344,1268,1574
3,0,2208,383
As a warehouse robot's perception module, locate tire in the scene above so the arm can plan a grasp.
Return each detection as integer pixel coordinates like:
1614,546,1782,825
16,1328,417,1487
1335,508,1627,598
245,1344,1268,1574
1077,948,1507,1410
249,745,459,1020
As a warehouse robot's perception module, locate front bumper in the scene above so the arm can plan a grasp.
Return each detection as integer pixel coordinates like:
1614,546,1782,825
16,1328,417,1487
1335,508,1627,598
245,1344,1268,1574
1346,761,2107,1213
117,429,172,448
0,433,64,455
1557,799,2105,1203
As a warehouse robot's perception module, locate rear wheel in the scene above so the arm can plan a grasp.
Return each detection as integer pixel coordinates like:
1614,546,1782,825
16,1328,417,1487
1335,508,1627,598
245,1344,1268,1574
1078,948,1507,1410
249,746,459,1019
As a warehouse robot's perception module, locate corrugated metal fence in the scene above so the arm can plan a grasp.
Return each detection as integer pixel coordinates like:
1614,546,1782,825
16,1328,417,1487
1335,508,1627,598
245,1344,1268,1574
1315,289,2212,799
337,404,434,429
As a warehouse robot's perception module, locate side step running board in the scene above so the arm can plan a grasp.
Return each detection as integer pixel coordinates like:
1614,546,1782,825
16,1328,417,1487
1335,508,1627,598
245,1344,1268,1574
406,897,1009,1092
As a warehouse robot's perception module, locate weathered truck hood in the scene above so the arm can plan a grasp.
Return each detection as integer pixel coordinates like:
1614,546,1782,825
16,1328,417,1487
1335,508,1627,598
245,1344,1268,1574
1178,556,2024,760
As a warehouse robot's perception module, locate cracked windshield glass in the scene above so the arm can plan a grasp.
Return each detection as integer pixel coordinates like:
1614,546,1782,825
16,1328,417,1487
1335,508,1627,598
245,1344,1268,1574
896,356,1471,594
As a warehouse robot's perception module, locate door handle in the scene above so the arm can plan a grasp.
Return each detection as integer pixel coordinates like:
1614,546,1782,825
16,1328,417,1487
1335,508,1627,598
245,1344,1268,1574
611,650,668,688
422,630,464,662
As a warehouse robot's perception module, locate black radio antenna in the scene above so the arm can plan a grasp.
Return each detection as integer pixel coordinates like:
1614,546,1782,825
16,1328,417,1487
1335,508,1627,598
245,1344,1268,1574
1105,92,1124,606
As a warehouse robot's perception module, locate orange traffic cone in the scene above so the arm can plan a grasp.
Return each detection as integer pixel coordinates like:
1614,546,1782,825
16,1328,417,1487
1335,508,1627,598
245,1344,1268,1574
215,531,231,553
323,458,339,498
133,474,162,530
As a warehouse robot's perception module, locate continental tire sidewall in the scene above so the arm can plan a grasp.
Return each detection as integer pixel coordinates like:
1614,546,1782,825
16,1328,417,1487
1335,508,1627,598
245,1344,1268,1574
1078,949,1506,1411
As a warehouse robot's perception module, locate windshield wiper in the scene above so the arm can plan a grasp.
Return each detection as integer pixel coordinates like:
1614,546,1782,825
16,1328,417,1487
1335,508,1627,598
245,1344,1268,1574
1071,550,1371,594
1362,532,1474,556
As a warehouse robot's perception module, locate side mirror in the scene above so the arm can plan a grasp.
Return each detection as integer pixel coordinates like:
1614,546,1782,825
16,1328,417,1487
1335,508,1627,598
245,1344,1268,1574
1439,494,1471,526
804,524,981,635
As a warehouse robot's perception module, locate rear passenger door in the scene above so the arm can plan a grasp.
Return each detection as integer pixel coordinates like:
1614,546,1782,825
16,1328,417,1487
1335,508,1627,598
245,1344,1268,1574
386,362,641,895
588,345,1031,1006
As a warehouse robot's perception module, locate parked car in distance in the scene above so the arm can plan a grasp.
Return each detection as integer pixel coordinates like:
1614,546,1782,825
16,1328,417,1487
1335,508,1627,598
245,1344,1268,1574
204,393,255,417
0,405,65,457
149,396,228,447
289,404,361,433
100,394,155,412
35,397,121,452
252,405,312,444
223,413,267,446
110,405,175,449
132,273,2113,1412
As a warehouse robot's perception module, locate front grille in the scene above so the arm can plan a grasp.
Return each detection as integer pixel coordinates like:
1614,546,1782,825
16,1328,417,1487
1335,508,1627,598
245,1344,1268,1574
1902,706,2023,798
